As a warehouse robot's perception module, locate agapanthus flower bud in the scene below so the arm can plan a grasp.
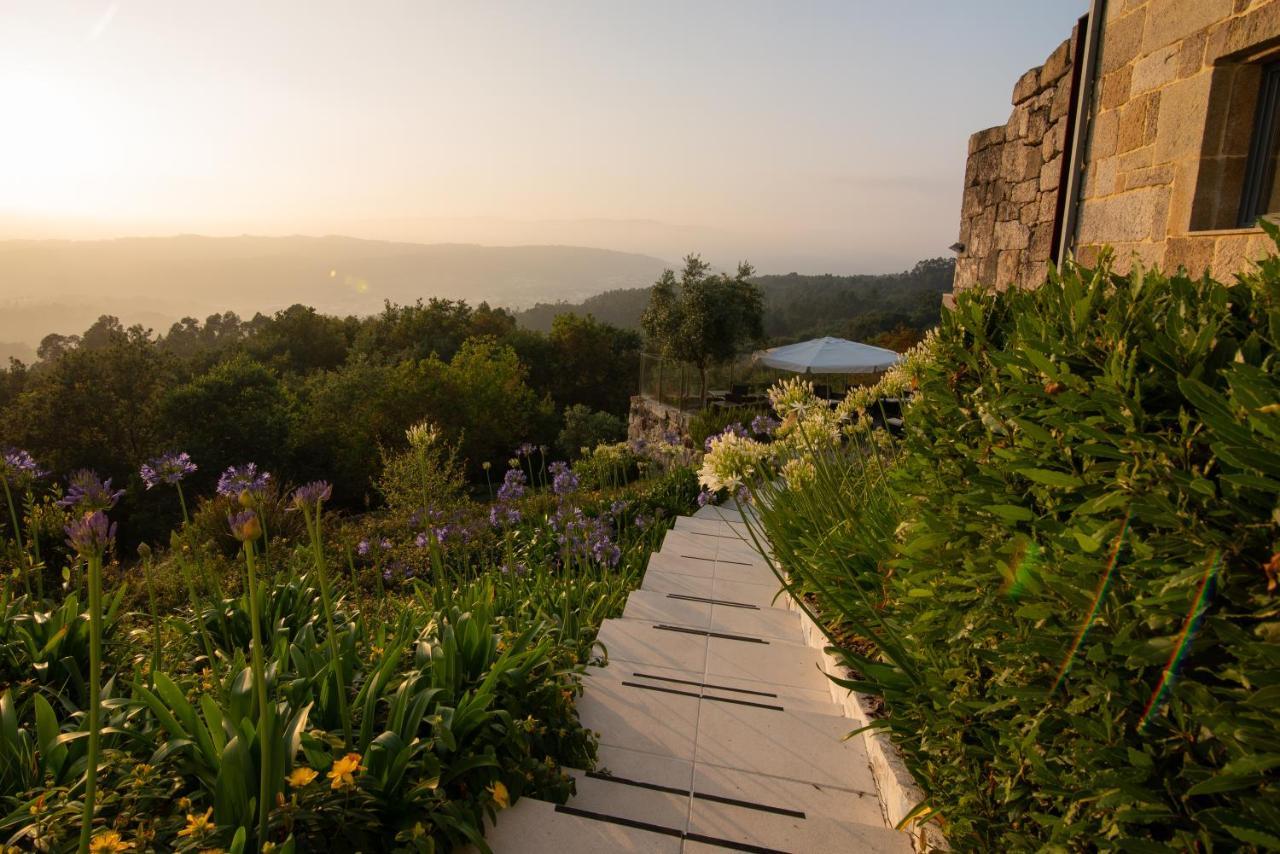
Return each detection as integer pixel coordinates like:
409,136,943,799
65,510,116,558
227,509,262,542
1,448,45,483
291,480,333,509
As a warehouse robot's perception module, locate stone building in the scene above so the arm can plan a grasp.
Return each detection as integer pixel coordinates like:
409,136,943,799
952,0,1280,293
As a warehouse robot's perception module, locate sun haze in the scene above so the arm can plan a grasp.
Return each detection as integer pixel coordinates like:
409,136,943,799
2,1,1083,273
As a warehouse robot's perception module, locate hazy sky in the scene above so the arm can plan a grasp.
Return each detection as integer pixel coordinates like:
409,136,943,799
1,1,1086,273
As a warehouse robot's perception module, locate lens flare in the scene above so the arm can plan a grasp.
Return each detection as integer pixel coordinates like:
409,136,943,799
1138,551,1220,732
1050,512,1130,695
1002,537,1042,600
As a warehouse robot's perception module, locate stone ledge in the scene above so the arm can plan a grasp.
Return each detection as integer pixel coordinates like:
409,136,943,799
781,594,950,853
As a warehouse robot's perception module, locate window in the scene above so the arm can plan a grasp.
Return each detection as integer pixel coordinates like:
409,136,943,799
1238,62,1280,227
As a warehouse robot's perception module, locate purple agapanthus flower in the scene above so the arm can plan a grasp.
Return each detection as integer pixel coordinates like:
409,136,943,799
750,414,780,436
65,510,116,557
497,468,527,502
58,470,125,512
634,515,648,531
356,539,371,556
414,532,430,548
380,538,393,550
291,480,333,508
217,463,270,498
140,451,197,489
489,504,521,527
696,488,713,507
515,442,536,457
549,461,579,496
2,448,45,483
705,423,748,451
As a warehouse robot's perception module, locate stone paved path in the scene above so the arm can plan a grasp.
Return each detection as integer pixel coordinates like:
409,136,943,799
481,504,913,853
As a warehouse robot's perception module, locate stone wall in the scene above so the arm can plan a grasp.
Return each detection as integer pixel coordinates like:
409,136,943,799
1074,0,1280,277
627,395,691,448
953,32,1079,292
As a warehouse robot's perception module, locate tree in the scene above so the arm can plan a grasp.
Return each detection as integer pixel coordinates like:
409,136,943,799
546,313,642,415
641,254,764,405
158,354,294,491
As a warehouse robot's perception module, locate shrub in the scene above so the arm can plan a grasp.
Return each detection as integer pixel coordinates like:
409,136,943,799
746,241,1280,850
557,405,625,460
688,404,767,450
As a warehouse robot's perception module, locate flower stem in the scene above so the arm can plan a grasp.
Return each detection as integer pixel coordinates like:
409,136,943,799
243,542,273,848
306,506,353,749
1,479,32,598
77,552,103,854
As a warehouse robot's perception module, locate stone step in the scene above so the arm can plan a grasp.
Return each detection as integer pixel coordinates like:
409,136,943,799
621,589,804,643
673,515,752,540
648,549,779,586
481,797,682,853
641,569,786,610
659,528,766,565
595,617,833,695
692,504,756,524
596,662,841,714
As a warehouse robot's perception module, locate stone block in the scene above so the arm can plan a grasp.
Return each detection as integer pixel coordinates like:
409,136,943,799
1117,92,1158,153
1021,201,1040,225
996,249,1022,286
1101,9,1146,74
1011,179,1038,204
1043,120,1068,160
1051,77,1075,120
1026,108,1050,145
1119,145,1155,172
1164,236,1216,274
995,219,1031,249
1101,65,1133,110
1154,73,1213,163
1177,31,1207,78
1040,154,1064,192
1039,189,1059,222
1124,162,1175,190
1001,142,1036,180
1212,232,1271,277
1077,186,1168,244
1075,243,1102,268
1216,3,1280,60
972,146,1002,184
1013,67,1042,104
1041,38,1074,85
1167,157,1199,233
1030,223,1055,259
970,125,1007,154
1091,108,1120,160
1143,0,1233,54
1088,156,1119,198
962,185,984,219
1131,43,1180,94
997,200,1019,222
1150,185,1171,239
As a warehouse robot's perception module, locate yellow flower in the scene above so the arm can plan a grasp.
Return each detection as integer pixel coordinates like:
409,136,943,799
177,807,215,839
89,830,135,853
487,780,510,809
286,766,319,788
328,752,364,791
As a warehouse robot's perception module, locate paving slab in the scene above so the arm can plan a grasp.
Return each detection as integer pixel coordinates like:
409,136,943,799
641,569,715,599
596,619,708,673
622,590,713,628
673,516,751,539
646,550,716,578
685,806,913,854
705,634,832,693
691,762,883,822
608,662,840,713
484,797,683,853
709,602,803,642
692,504,756,524
578,666,700,760
566,768,690,833
694,701,877,792
712,577,785,608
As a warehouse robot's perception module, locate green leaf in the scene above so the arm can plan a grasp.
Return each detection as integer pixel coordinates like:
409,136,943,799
1016,468,1083,488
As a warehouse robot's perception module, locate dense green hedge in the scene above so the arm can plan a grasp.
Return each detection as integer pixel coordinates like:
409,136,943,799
758,238,1280,849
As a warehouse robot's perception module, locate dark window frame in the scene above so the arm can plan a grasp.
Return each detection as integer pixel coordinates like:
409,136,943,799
1238,61,1280,228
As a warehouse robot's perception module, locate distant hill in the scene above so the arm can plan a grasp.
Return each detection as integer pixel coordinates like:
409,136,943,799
517,257,955,342
0,235,671,346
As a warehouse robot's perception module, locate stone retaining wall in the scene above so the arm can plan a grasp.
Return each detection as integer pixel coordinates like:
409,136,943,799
953,30,1079,292
626,395,691,447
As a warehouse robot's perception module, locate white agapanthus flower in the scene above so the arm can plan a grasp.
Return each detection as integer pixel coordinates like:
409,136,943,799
698,431,771,492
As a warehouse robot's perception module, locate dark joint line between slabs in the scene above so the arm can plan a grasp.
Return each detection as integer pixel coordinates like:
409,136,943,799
584,771,807,819
653,624,769,644
620,680,786,712
680,553,757,567
631,671,779,698
666,593,759,610
554,806,794,852
686,530,748,541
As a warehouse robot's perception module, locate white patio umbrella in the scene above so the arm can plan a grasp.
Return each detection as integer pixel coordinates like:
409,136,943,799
754,336,902,374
